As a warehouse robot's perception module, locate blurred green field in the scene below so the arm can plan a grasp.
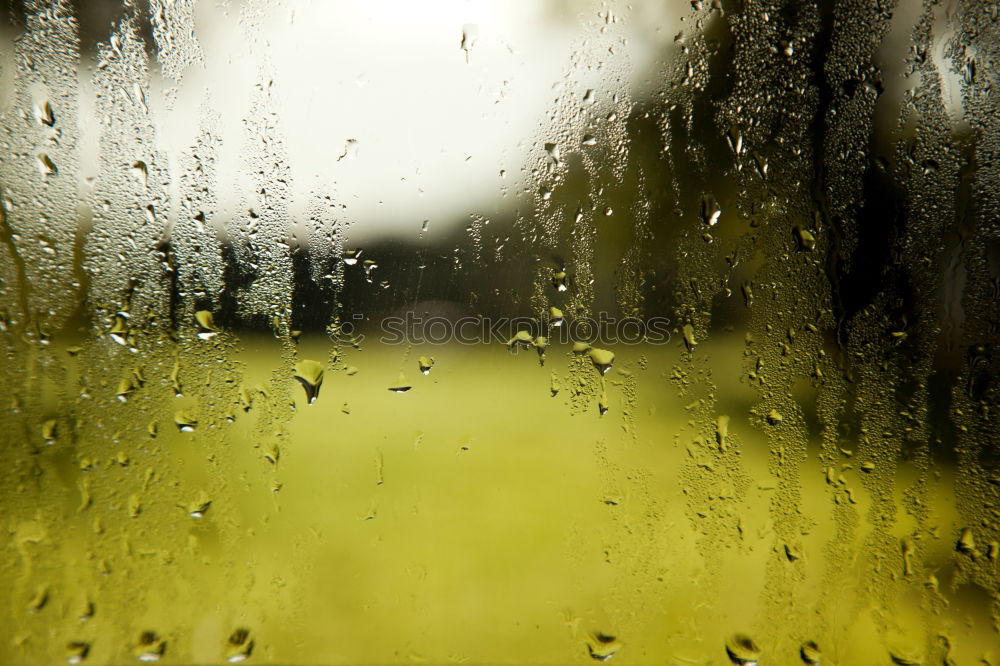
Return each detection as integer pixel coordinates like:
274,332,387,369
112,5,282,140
3,329,994,665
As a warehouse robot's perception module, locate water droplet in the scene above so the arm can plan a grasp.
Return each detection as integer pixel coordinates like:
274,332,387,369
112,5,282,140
388,376,412,393
343,249,361,265
583,89,596,104
36,152,57,176
195,310,219,339
294,360,325,405
889,647,923,665
460,24,479,61
725,633,760,665
363,259,378,282
572,341,592,354
131,161,148,189
582,134,597,146
338,138,360,161
793,226,816,251
716,415,730,450
507,330,533,351
957,527,977,555
726,125,744,155
42,419,58,445
682,324,697,351
766,409,783,426
588,348,614,375
28,585,48,613
586,633,620,661
226,628,254,663
598,391,609,416
860,461,875,473
116,377,136,403
800,640,821,664
544,142,561,166
187,491,212,519
109,314,130,345
700,194,721,226
752,152,768,179
135,631,165,662
36,100,55,127
549,306,564,326
66,641,89,664
128,493,142,518
173,410,197,432
418,356,435,375
552,270,568,292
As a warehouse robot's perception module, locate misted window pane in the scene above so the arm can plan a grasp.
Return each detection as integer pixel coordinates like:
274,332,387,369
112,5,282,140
1,1,997,664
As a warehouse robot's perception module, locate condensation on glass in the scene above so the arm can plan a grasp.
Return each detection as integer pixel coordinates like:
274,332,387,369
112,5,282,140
0,0,998,664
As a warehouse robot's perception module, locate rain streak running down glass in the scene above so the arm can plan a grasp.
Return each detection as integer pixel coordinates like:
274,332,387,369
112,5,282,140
1,0,998,664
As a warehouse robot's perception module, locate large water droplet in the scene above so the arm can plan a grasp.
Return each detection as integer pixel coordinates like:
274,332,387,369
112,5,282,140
793,226,816,251
418,356,435,375
682,324,697,351
42,419,58,445
36,152,57,176
588,348,614,375
460,24,479,61
338,138,360,161
889,647,923,665
507,330,534,351
36,100,55,127
134,631,165,662
800,640,821,664
226,628,254,663
173,410,197,432
28,585,48,613
544,142,562,166
700,194,721,226
294,360,325,405
116,377,136,403
725,634,760,665
726,125,744,155
109,314,130,346
187,491,212,519
388,376,412,393
131,161,148,189
586,633,620,661
195,310,219,339
66,641,89,664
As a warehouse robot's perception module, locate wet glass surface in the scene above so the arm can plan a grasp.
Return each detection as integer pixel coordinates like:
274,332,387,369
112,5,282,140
1,1,998,664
